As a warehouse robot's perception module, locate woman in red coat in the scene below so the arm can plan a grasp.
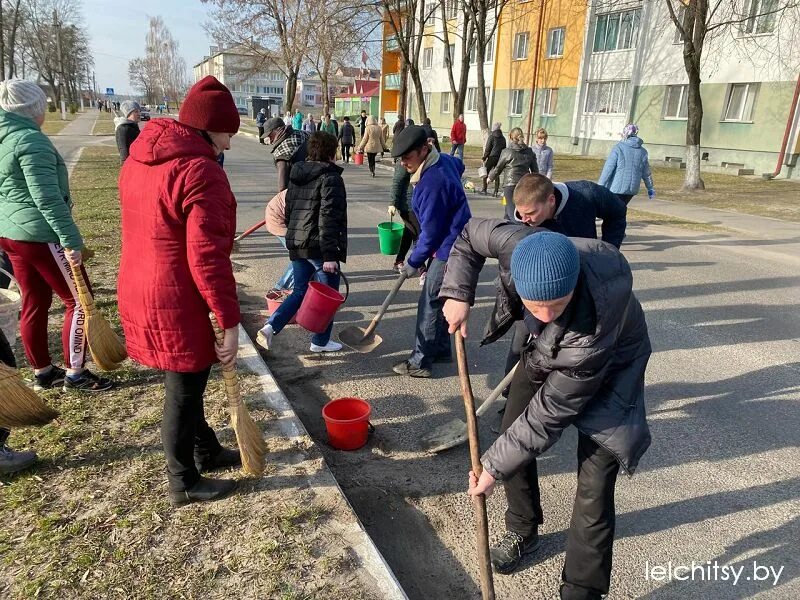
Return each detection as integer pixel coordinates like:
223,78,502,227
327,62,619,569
118,76,242,507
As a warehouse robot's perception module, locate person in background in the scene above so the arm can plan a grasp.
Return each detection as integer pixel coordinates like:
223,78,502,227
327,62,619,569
338,116,356,164
357,115,386,178
303,114,317,133
379,117,390,158
532,127,554,180
292,109,303,130
256,132,347,354
422,117,441,152
283,112,292,127
256,108,268,145
393,114,405,138
482,122,506,196
489,127,538,221
389,125,471,378
404,117,415,128
358,109,368,139
118,75,243,507
319,114,336,136
442,222,651,598
387,161,419,272
261,117,310,192
330,114,339,138
449,114,467,161
0,79,113,394
598,123,655,205
114,100,142,162
264,189,294,290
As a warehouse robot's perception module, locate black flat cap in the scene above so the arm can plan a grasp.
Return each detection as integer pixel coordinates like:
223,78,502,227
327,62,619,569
261,117,286,139
391,125,429,158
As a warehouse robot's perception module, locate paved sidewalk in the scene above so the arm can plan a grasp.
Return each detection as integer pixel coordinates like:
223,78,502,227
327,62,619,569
49,111,114,175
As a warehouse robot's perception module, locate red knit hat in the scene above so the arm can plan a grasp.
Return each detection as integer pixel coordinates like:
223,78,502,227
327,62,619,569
178,76,240,133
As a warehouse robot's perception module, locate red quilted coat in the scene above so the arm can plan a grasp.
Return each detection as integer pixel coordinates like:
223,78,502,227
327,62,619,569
117,118,240,372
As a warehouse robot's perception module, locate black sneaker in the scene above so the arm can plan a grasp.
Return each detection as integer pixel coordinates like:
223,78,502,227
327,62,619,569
169,476,237,507
0,445,38,474
195,447,242,473
63,370,114,393
33,366,66,391
392,360,431,378
490,530,541,574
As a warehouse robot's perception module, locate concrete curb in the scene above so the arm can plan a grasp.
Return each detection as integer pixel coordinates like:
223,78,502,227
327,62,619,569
235,325,409,600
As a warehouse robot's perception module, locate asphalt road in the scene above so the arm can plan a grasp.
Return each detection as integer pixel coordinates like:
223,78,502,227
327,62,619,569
225,132,800,600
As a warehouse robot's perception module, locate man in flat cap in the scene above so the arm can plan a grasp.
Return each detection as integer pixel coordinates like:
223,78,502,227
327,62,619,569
390,125,471,378
262,117,309,192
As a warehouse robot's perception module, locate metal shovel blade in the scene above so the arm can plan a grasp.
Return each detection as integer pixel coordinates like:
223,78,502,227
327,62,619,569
421,418,468,453
338,325,384,353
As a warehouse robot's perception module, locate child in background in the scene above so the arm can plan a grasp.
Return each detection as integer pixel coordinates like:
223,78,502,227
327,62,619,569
532,128,554,180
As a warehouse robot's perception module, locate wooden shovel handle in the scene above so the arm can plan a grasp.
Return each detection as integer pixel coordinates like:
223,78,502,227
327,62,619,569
362,272,407,338
455,334,496,600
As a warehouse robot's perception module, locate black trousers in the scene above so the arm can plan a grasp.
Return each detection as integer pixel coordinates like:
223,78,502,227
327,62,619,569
503,365,620,600
483,156,499,195
341,144,352,163
367,152,377,174
395,210,420,264
162,368,223,491
257,126,265,143
617,193,634,205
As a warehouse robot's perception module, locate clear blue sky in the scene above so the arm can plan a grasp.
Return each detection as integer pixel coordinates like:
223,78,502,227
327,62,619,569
83,0,214,96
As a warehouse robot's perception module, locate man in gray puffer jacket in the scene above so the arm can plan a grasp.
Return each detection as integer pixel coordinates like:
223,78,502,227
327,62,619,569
441,218,651,599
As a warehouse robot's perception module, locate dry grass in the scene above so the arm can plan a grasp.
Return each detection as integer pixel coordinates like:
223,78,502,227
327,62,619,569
92,111,115,136
41,111,76,136
0,145,375,600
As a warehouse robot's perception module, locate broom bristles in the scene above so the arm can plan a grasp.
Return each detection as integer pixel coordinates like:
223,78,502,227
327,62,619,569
0,363,59,428
70,263,127,371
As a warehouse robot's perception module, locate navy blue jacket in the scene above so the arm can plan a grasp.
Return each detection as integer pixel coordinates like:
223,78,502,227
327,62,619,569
516,181,627,249
409,152,471,268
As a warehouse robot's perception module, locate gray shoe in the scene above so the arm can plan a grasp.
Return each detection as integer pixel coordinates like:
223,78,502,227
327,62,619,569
0,445,38,474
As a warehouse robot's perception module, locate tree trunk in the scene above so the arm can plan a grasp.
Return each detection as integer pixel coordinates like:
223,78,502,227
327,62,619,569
683,67,705,190
320,65,330,116
0,2,6,82
440,3,458,105
285,70,298,113
7,0,22,78
398,59,409,118
410,65,427,121
454,18,474,117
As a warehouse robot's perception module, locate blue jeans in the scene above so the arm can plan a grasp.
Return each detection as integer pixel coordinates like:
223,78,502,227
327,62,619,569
450,143,464,161
269,258,340,346
275,237,294,290
408,258,451,368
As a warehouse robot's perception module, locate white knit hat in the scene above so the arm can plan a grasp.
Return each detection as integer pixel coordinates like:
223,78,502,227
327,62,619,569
0,79,47,121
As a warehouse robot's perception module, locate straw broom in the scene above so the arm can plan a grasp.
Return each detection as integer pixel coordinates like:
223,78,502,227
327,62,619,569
69,263,127,371
0,362,59,428
209,313,266,476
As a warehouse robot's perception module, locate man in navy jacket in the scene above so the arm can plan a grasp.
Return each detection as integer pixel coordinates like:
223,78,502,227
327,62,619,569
390,125,471,378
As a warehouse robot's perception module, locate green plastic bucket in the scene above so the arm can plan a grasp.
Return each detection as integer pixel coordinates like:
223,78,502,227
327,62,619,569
377,221,404,255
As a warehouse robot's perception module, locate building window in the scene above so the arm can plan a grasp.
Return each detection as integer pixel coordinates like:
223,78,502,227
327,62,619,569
541,88,558,116
443,43,455,67
547,27,565,58
423,47,433,69
741,0,777,34
485,34,495,62
467,87,477,111
445,0,458,19
662,84,688,119
441,91,451,113
593,9,640,52
584,80,629,114
513,32,529,60
510,89,524,116
423,92,431,111
469,44,477,64
722,83,758,121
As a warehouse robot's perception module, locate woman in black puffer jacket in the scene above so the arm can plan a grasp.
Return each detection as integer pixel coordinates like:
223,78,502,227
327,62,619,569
489,127,537,220
257,131,348,354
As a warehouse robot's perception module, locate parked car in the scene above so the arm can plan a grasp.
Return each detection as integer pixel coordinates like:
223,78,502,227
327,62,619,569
237,107,248,115
139,106,151,121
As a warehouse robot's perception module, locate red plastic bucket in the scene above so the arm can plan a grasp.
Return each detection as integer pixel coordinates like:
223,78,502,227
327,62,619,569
265,289,295,324
322,397,372,450
354,152,364,165
295,270,349,334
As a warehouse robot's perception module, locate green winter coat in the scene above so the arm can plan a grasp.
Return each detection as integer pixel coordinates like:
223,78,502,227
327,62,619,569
0,109,82,249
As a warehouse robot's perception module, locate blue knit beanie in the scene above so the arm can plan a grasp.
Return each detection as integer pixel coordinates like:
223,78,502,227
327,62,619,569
511,232,580,301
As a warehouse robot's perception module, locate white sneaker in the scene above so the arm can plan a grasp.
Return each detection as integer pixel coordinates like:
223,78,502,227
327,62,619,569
309,340,343,353
256,324,274,350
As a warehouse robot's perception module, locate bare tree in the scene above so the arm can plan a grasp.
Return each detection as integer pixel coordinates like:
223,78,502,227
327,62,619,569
145,16,188,106
203,0,309,113
128,57,156,104
664,0,800,190
439,0,475,117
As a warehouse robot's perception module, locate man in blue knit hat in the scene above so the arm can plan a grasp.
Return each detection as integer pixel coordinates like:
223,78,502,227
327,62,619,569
440,219,652,599
390,125,471,378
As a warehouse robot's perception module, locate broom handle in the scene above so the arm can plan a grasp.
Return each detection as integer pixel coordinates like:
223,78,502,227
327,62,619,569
362,272,407,338
455,334,496,600
209,313,241,409
68,262,96,316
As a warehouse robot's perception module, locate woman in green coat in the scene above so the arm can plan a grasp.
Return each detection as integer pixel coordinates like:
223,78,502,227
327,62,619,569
0,79,112,395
